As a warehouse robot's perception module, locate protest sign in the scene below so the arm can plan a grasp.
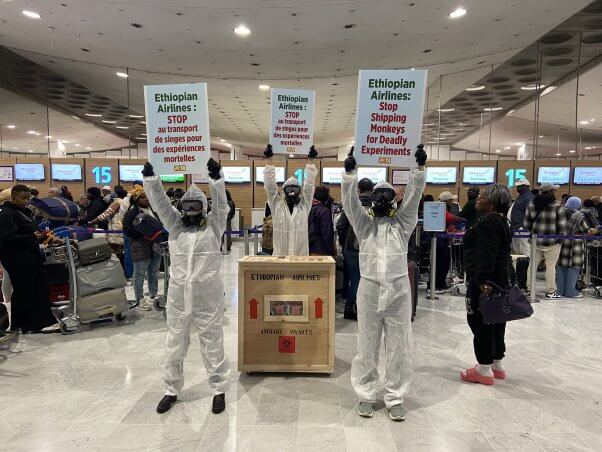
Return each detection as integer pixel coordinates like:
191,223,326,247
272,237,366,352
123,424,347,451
270,88,315,154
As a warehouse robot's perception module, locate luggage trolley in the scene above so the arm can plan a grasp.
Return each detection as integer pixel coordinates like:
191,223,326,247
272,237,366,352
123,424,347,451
152,241,170,320
584,239,602,298
448,234,466,296
54,237,136,335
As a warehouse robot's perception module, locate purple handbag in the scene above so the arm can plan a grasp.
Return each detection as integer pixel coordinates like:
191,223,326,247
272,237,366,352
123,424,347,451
478,281,533,324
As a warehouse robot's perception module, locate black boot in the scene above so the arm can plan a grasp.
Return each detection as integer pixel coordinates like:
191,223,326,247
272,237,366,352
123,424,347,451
212,393,226,414
343,305,357,321
156,395,177,413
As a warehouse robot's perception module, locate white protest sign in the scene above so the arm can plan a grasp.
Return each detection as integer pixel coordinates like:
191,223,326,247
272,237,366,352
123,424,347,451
270,88,315,154
354,69,427,167
144,83,210,175
423,202,446,232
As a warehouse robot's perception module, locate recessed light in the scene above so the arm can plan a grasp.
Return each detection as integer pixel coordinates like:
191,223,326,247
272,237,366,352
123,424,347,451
75,144,81,147
259,84,270,91
102,120,117,124
27,130,37,135
506,109,515,116
539,135,544,138
449,7,467,18
540,85,557,97
85,113,103,117
589,118,595,122
580,120,590,125
141,133,147,136
465,85,485,91
116,125,129,129
483,107,503,112
556,153,562,156
437,108,455,112
28,150,34,153
86,147,91,150
140,121,146,125
129,114,144,118
585,146,593,150
495,149,501,153
504,146,511,150
22,10,42,19
569,149,576,153
6,125,16,129
45,135,52,139
520,84,540,91
71,115,80,120
116,72,128,78
219,138,226,143
135,137,147,140
234,24,251,37
516,142,524,146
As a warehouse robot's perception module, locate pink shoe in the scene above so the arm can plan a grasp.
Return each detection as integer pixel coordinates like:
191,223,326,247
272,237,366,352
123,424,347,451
460,366,494,385
493,369,506,379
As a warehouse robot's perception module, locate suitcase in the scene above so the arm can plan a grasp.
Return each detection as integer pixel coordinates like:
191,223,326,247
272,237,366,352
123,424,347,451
48,284,70,304
76,257,126,298
77,287,129,322
76,238,112,265
30,196,79,228
408,260,419,320
53,225,93,242
516,257,529,290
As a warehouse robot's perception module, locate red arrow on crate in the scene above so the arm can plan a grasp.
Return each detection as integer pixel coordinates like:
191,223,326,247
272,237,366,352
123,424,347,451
314,298,323,319
249,298,258,320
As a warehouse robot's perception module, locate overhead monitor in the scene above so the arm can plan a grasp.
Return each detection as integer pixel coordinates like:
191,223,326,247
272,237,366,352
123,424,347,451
51,163,83,181
119,164,144,182
0,166,14,182
223,166,251,183
15,163,45,181
463,167,496,185
255,166,285,184
426,167,457,184
357,167,387,184
321,167,344,185
573,167,602,185
537,167,570,185
160,174,185,183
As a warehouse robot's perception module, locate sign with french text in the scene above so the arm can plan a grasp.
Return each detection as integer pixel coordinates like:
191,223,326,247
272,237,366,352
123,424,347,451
354,69,427,167
144,83,210,175
270,88,315,154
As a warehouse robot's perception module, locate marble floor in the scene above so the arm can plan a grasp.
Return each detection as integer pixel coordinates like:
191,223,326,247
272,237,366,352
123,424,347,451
1,242,601,451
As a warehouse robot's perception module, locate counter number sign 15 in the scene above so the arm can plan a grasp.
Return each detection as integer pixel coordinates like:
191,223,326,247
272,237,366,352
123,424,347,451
92,166,112,184
294,168,304,184
505,168,526,188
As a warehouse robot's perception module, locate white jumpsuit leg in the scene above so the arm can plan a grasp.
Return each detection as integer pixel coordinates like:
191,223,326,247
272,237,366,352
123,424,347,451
163,296,192,396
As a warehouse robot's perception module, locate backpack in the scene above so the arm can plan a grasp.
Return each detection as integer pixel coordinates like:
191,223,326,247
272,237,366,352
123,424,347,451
133,211,168,243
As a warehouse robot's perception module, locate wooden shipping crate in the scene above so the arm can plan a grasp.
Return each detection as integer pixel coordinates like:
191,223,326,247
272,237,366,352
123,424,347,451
238,255,335,373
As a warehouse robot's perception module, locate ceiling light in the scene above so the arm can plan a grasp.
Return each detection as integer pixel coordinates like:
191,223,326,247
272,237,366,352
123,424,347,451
483,107,503,112
289,153,294,158
135,137,146,140
538,135,544,138
129,114,144,118
85,113,102,117
71,115,80,120
590,118,595,122
516,142,524,146
219,138,226,143
116,125,129,129
506,109,515,116
234,24,251,37
495,149,501,153
6,124,16,129
27,130,37,135
569,149,576,153
437,108,455,112
556,153,562,156
45,135,52,139
22,10,41,19
116,72,128,78
504,146,511,150
465,85,485,91
28,150,34,153
141,133,147,136
140,121,146,125
540,85,557,97
580,120,590,125
60,140,70,144
410,67,415,71
585,146,593,150
259,84,270,91
102,120,117,124
75,144,81,147
449,7,467,18
520,84,540,91
86,147,91,150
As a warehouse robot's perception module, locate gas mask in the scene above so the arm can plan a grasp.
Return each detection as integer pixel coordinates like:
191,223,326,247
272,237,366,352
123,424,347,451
369,185,397,218
284,185,301,206
177,184,207,227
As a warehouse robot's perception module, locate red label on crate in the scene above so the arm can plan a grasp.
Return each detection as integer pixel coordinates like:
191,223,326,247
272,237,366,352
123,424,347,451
278,336,296,353
314,298,323,319
249,298,258,320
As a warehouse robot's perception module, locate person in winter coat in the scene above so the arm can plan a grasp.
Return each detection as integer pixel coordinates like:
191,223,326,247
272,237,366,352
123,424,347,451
122,186,163,310
143,159,230,416
309,185,335,256
81,187,107,228
508,178,535,255
582,199,600,229
342,145,426,422
0,185,57,333
60,185,74,202
459,186,481,229
461,184,513,385
337,178,374,320
557,197,597,298
263,144,318,256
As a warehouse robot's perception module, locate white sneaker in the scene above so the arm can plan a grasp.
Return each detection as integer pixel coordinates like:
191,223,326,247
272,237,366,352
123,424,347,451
125,279,133,286
137,298,153,311
545,292,562,299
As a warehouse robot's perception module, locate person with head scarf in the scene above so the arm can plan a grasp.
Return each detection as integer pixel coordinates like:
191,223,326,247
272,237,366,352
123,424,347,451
341,145,426,422
557,196,597,298
262,144,318,255
142,158,230,416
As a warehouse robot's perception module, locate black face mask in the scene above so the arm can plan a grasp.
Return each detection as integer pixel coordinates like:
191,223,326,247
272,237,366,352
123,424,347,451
181,212,205,227
371,188,396,217
178,199,205,227
284,185,301,207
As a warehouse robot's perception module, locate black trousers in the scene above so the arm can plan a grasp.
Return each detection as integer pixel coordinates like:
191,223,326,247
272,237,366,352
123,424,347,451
2,252,56,333
466,282,506,365
435,240,450,289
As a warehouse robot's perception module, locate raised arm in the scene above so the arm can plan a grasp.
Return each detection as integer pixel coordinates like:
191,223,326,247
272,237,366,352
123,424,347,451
207,161,229,240
397,168,426,240
302,163,317,208
141,163,180,230
263,164,281,213
341,149,372,239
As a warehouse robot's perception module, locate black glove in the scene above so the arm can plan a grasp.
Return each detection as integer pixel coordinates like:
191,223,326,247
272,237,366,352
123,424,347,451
263,144,273,159
344,147,357,173
142,162,155,177
308,145,318,159
415,144,427,166
207,158,221,180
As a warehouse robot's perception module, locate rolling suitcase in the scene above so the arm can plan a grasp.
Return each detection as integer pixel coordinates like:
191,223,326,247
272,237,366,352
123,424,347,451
408,260,419,320
76,238,112,266
77,287,129,322
76,257,126,298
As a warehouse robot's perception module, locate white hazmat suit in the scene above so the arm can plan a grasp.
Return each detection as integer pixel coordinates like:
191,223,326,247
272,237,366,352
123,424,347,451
264,164,317,256
144,176,231,397
341,168,426,408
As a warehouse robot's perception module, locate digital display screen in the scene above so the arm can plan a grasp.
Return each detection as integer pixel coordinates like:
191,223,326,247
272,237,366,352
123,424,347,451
537,167,570,185
573,167,602,185
321,167,345,185
426,167,457,184
463,167,496,184
191,173,209,184
357,167,387,183
392,169,410,185
223,166,251,183
0,166,14,182
160,174,185,183
119,165,144,182
15,163,45,181
51,163,83,181
255,166,285,184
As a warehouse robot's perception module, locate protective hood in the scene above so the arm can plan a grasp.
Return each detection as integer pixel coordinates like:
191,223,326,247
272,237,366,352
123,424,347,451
374,180,394,191
180,183,208,215
283,176,301,188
